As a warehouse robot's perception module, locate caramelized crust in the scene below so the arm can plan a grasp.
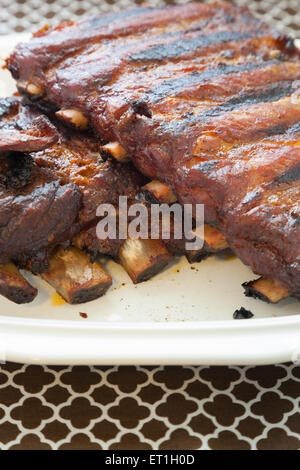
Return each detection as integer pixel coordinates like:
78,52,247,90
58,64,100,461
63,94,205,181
0,98,144,270
0,96,58,152
32,125,144,225
7,2,300,295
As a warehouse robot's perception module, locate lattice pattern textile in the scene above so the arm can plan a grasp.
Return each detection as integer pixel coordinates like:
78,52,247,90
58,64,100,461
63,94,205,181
0,1,299,36
0,363,299,450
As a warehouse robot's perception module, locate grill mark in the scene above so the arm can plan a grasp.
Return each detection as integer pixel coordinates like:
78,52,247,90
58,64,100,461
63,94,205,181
122,22,238,62
13,4,209,80
121,16,227,51
86,7,161,29
272,163,300,185
146,60,278,103
58,15,266,91
130,30,264,63
161,81,296,134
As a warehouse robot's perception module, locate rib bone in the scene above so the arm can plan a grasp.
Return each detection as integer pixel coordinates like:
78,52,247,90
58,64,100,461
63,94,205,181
41,247,112,304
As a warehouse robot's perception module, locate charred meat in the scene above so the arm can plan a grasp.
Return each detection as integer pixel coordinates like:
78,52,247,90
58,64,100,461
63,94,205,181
0,99,179,302
8,2,300,296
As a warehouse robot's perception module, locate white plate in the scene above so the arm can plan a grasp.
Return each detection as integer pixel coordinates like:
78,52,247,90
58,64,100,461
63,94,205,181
0,34,299,365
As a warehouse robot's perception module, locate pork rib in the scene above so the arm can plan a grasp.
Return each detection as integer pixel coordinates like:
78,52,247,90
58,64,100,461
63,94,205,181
8,2,300,296
0,98,81,271
0,99,178,302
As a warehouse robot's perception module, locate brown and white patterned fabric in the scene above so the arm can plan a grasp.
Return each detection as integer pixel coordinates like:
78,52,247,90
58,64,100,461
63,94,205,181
0,0,299,451
0,363,299,450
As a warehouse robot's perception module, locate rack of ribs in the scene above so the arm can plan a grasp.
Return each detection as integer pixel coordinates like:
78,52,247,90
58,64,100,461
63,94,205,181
7,1,299,301
0,97,223,303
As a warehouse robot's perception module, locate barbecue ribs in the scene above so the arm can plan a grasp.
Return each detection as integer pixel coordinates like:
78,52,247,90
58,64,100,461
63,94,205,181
0,98,178,302
8,2,300,297
0,97,81,271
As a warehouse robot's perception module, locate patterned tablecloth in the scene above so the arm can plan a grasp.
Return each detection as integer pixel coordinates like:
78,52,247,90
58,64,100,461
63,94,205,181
0,363,299,450
0,0,300,451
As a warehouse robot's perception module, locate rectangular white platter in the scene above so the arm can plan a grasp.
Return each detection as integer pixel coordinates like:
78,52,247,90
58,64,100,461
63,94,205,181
0,35,299,365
